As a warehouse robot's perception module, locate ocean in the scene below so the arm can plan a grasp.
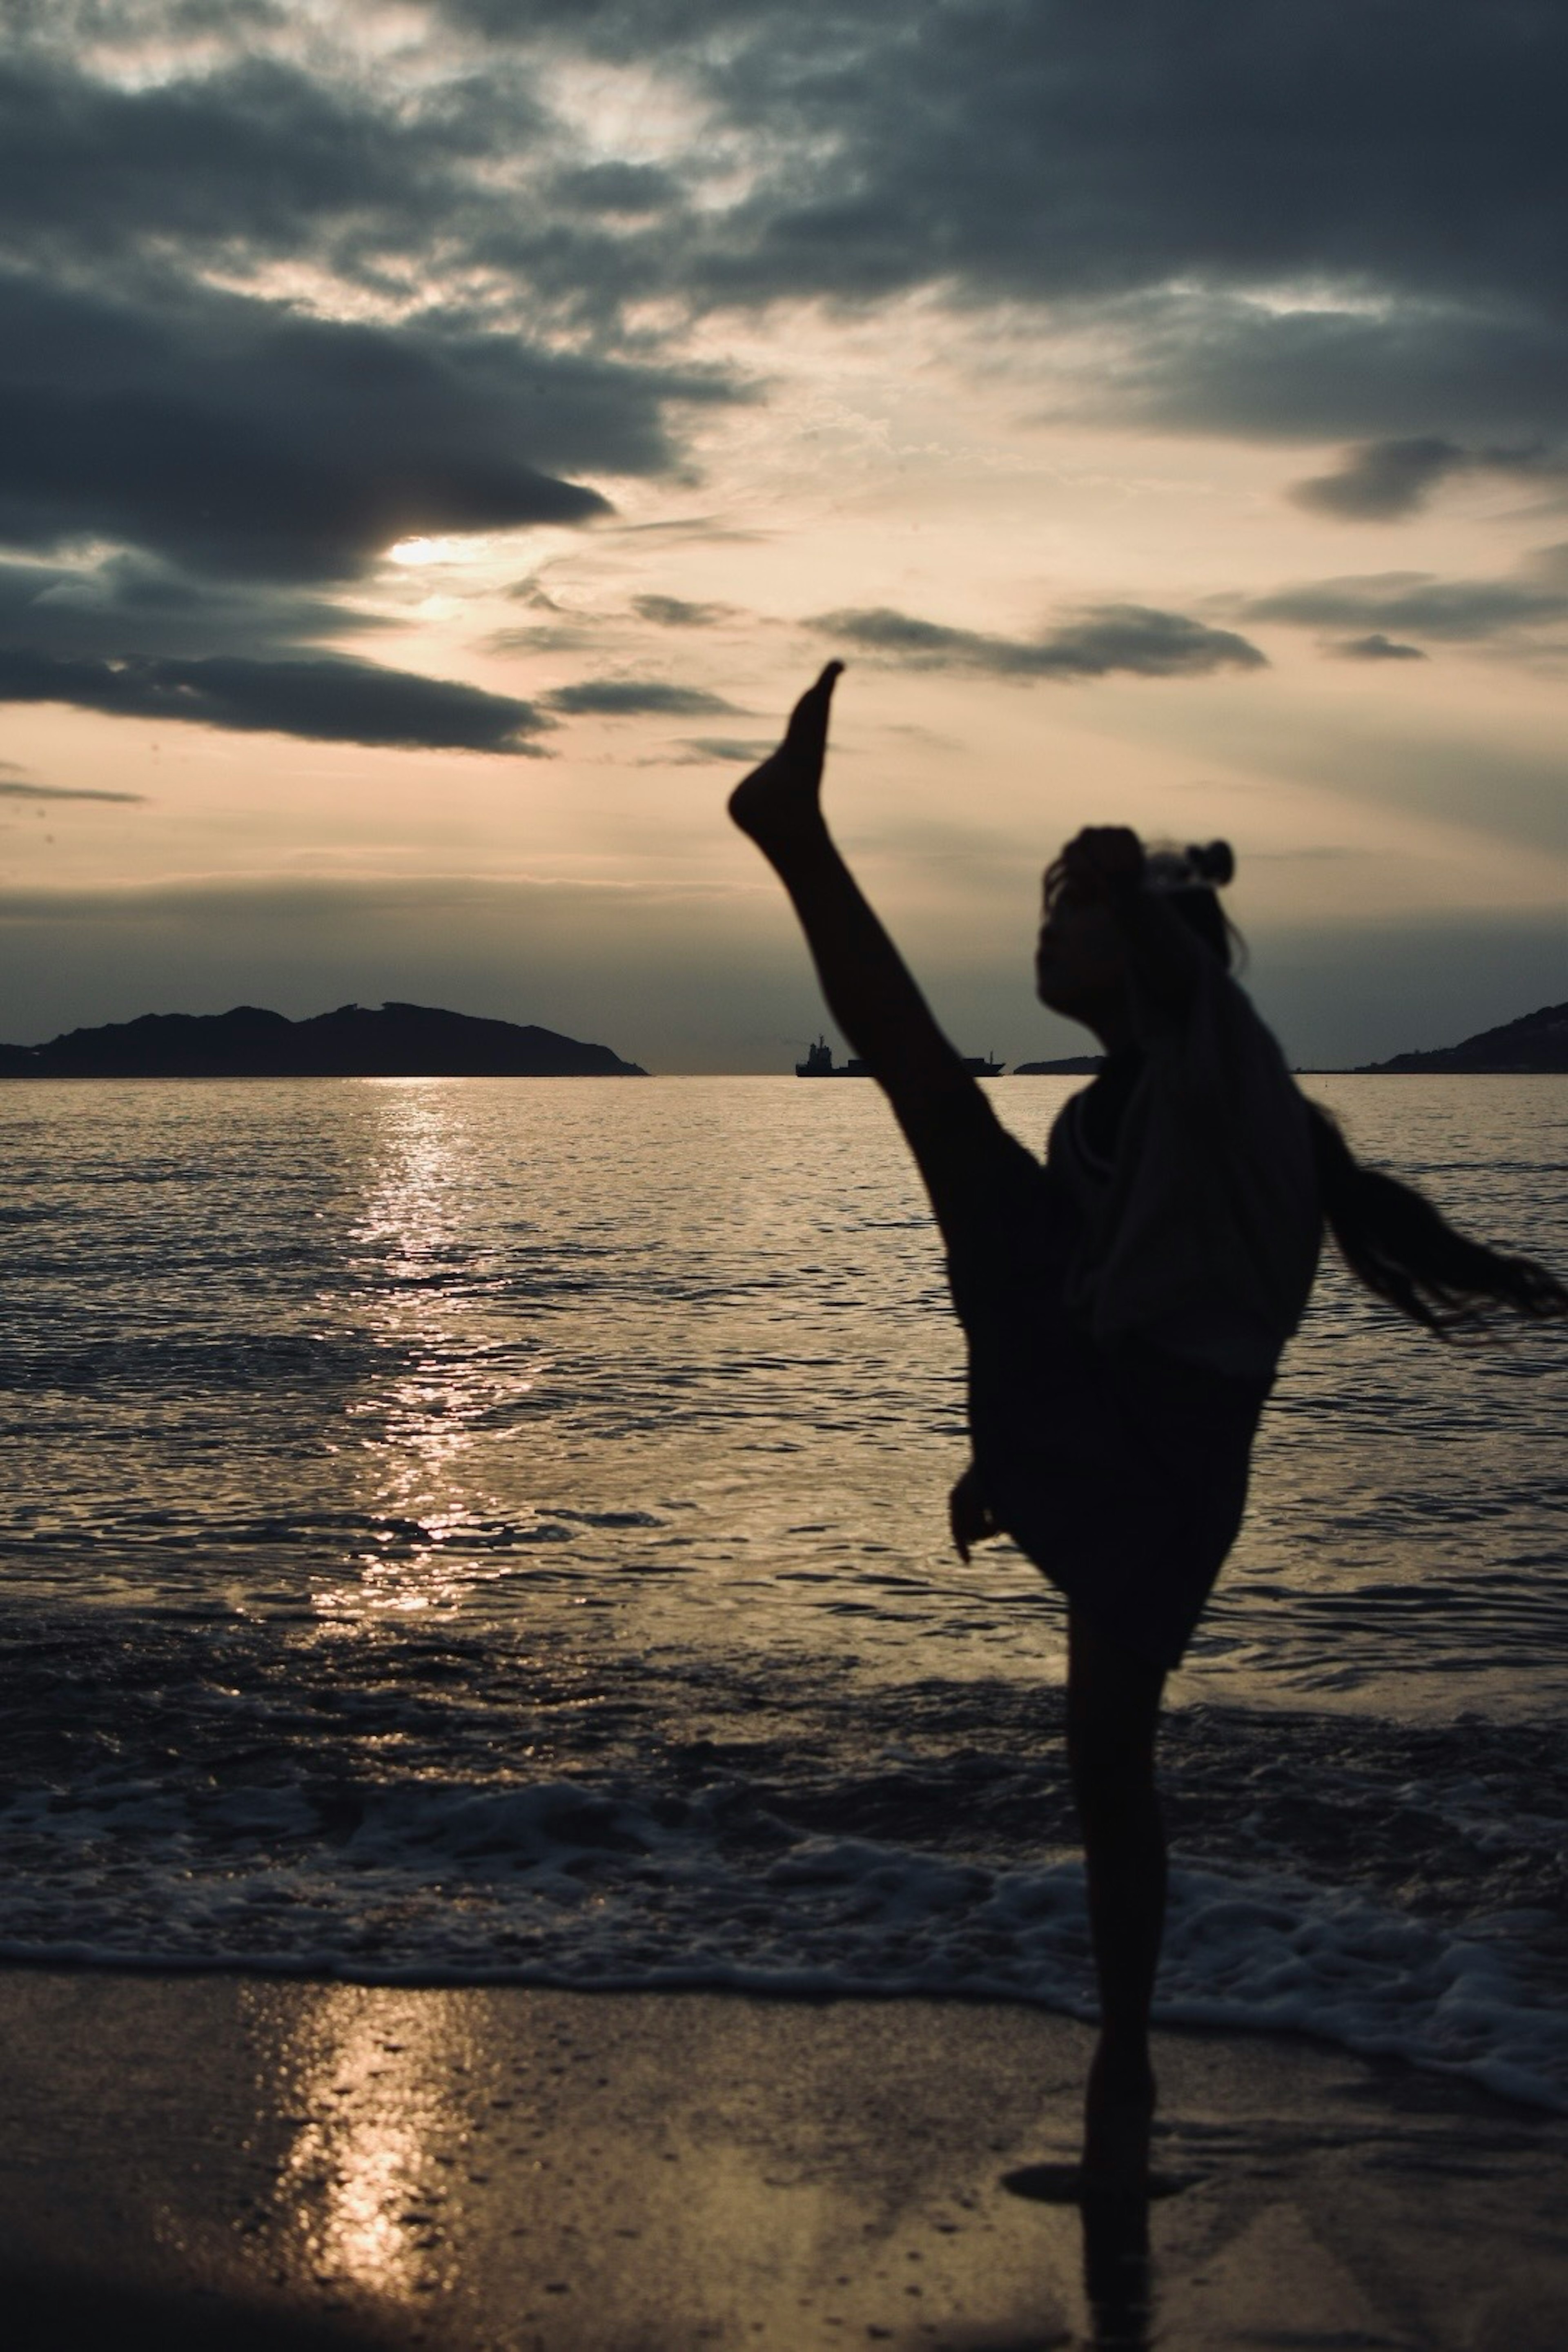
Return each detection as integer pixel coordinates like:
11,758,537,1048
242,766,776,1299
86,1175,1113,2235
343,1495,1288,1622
1,1074,1564,2109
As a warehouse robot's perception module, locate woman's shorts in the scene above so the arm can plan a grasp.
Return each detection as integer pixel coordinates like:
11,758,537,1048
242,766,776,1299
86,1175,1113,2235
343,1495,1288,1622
941,1120,1267,1670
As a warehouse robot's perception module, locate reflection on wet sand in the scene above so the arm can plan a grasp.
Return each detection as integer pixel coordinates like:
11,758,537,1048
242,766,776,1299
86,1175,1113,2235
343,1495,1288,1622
273,1987,465,2303
1080,2195,1153,2350
2,1977,1562,2349
1000,2166,1156,2350
256,1981,1085,2346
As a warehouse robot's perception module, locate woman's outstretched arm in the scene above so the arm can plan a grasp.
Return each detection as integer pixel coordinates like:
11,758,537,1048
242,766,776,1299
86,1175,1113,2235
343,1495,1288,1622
728,664,985,1147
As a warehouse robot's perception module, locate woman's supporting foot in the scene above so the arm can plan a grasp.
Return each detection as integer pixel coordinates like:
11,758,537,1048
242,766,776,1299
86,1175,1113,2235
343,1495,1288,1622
1081,2036,1156,2199
727,661,842,856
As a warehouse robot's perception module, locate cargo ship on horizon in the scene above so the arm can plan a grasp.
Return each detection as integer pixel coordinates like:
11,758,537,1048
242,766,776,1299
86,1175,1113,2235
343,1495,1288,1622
795,1037,1004,1078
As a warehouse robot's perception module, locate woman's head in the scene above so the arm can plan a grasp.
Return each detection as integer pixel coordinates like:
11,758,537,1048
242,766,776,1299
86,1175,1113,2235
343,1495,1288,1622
1034,833,1236,1031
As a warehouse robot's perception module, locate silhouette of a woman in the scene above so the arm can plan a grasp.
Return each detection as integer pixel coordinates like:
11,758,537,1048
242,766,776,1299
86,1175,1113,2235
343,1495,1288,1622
730,662,1565,2195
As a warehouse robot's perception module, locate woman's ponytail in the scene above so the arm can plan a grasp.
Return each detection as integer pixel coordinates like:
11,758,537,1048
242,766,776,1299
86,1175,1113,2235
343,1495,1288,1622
1307,1102,1568,1337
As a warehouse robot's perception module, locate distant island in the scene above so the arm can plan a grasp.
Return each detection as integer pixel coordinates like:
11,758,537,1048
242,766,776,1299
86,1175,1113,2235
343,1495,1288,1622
1353,1000,1567,1074
1007,1002,1568,1078
0,1002,648,1079
1012,1054,1105,1076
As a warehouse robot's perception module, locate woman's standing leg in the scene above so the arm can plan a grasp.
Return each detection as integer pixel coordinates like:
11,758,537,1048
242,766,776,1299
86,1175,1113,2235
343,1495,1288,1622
1066,1606,1167,2193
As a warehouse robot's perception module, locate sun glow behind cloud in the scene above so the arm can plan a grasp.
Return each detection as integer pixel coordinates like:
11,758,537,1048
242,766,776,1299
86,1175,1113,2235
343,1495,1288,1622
387,538,481,568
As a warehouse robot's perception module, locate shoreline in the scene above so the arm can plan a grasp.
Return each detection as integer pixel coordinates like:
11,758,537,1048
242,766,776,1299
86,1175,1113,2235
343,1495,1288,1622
3,1971,1565,2348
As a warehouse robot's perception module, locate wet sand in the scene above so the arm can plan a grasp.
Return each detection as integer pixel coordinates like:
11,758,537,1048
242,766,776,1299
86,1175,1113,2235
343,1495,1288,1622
0,1971,1564,2349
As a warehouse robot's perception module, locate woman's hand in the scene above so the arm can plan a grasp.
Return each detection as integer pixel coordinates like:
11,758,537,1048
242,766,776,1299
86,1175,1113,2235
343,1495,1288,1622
949,1462,997,1564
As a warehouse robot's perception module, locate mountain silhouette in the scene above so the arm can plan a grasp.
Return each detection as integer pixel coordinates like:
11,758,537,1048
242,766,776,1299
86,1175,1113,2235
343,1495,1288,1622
1356,1001,1567,1073
0,1002,647,1078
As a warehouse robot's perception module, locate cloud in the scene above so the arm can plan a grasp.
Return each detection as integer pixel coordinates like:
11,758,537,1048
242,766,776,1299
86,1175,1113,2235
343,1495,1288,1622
549,161,682,217
0,776,147,802
0,548,574,751
1330,634,1428,663
0,552,383,663
631,594,741,627
0,269,742,587
485,624,602,656
1290,437,1564,521
672,736,777,762
0,47,535,268
807,604,1267,680
546,679,741,716
0,648,553,752
448,1,1568,450
13,5,1568,465
1291,439,1470,521
1241,568,1568,644
611,517,771,546
4,0,1567,767
1098,296,1568,448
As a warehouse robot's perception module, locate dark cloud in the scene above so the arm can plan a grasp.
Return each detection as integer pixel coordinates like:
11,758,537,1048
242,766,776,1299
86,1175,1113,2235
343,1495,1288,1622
1330,634,1428,663
1099,297,1568,447
0,35,741,749
549,161,682,216
1291,439,1469,521
0,547,591,751
673,736,777,762
506,581,571,608
0,48,516,267
611,517,771,546
546,679,741,716
445,1,1568,448
1241,570,1568,643
4,0,1567,770
485,624,601,656
0,776,146,802
1290,437,1562,521
0,270,739,586
0,648,552,752
0,553,382,662
631,594,740,627
14,4,1568,461
808,604,1267,680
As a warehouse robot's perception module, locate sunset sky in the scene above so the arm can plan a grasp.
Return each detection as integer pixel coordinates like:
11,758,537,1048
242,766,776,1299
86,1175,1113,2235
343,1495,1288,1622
1,0,1564,1069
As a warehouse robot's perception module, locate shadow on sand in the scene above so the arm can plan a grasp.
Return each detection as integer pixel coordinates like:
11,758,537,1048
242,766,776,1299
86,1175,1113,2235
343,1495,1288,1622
0,2270,392,2352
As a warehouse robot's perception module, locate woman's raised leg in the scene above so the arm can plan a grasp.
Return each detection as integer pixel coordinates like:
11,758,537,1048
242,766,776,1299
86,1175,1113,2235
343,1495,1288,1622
729,665,991,1184
1066,1605,1168,2195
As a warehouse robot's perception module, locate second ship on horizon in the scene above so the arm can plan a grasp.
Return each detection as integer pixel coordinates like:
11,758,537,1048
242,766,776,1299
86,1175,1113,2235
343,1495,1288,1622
795,1037,1005,1078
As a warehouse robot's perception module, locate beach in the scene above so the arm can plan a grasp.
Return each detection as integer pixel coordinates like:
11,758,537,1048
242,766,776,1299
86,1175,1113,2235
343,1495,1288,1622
3,1971,1566,2349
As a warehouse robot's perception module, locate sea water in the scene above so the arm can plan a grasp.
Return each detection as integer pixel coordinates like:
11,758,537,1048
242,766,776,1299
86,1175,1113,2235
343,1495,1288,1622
1,1075,1564,2109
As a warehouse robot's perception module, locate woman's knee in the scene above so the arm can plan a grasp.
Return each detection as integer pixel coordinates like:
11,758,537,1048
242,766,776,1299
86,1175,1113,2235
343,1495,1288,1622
1067,1708,1159,1827
1066,1608,1165,1816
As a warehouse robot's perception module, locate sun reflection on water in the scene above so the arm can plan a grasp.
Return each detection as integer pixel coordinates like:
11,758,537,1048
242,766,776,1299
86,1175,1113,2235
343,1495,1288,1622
326,1081,550,1624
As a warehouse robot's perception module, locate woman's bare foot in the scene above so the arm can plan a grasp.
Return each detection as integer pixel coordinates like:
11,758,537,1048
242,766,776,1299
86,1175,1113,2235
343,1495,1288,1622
727,662,842,855
1081,2037,1156,2199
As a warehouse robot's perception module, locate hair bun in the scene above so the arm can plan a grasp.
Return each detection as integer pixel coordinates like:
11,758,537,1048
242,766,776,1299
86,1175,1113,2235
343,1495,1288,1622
1185,840,1234,887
